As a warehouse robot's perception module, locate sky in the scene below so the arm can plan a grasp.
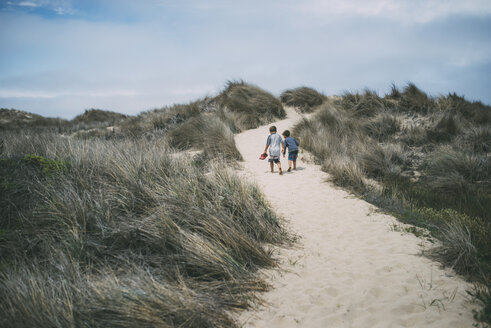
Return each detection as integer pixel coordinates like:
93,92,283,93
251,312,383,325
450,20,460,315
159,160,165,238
0,0,490,119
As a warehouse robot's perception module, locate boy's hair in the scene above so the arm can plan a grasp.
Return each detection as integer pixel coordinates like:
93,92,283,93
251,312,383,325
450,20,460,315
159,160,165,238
269,126,277,132
282,130,290,137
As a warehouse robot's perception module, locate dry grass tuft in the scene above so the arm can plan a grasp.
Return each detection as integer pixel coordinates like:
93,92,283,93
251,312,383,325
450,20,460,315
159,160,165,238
280,87,326,113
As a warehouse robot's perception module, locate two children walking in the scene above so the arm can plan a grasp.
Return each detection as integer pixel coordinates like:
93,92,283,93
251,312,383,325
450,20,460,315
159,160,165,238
262,125,299,175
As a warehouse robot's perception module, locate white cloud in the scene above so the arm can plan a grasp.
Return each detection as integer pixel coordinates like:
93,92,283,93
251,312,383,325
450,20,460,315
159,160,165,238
294,0,491,23
18,1,39,7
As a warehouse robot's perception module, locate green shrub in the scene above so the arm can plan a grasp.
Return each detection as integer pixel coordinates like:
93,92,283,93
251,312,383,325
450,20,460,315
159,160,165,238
280,87,326,112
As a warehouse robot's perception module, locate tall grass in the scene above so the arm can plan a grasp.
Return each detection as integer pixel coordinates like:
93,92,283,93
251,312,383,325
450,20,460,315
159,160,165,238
216,81,285,130
294,83,491,323
0,130,290,327
280,87,326,113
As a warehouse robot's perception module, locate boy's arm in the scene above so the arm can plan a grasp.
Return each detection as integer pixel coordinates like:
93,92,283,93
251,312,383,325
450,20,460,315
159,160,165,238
264,135,271,153
282,140,286,156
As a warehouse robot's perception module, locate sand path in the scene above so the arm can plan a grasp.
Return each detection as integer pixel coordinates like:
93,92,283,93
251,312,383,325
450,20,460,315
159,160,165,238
234,107,478,327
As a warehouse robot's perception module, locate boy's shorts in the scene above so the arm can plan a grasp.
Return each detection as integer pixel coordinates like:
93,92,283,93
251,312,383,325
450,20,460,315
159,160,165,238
288,150,298,161
268,156,280,163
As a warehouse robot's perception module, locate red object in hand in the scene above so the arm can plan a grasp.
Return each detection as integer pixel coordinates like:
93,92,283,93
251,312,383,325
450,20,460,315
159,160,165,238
259,153,267,160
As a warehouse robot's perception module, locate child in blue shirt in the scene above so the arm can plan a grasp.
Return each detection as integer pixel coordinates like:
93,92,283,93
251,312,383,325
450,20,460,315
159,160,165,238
282,130,299,172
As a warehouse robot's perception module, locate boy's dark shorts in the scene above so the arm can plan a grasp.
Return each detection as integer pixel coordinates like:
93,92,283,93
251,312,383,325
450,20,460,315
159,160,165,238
268,156,280,163
288,150,298,161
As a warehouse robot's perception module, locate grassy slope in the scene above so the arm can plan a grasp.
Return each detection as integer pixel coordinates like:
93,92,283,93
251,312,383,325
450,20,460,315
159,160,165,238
0,82,290,328
293,84,491,323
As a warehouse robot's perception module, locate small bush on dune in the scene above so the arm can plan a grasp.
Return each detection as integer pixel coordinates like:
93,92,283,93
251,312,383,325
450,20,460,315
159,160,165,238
216,81,285,130
280,87,326,113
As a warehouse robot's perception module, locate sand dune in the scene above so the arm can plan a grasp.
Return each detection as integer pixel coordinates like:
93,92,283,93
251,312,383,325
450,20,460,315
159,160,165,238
235,107,478,327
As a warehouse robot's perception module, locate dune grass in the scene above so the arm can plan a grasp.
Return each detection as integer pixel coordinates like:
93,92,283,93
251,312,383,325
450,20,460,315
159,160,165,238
216,81,285,130
280,87,326,113
0,125,291,327
293,84,491,323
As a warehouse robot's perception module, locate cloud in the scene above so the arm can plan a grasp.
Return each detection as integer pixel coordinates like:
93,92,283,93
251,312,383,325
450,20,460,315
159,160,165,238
2,0,75,15
0,1,490,118
18,1,39,7
293,0,491,23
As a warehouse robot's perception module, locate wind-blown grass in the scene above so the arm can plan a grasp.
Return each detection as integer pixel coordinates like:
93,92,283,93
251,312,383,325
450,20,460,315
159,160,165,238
294,83,491,324
216,81,285,130
0,130,290,328
280,87,326,113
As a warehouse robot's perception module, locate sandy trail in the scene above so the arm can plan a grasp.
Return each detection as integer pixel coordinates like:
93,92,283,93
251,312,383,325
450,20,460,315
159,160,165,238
234,107,478,328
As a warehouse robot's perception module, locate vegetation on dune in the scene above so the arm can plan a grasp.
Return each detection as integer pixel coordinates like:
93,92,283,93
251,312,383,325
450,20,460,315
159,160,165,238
0,108,68,130
280,87,326,113
216,81,286,130
0,131,291,328
294,84,491,323
0,80,291,327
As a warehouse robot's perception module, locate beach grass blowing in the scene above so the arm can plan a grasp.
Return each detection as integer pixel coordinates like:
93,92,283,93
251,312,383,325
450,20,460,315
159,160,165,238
0,129,291,328
280,87,326,113
294,83,491,323
216,81,285,130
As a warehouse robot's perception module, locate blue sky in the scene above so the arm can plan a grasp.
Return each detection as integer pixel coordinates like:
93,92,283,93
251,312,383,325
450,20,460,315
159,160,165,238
1,0,490,118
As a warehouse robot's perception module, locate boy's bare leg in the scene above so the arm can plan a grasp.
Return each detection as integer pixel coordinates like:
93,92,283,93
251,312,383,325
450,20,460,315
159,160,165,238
277,162,283,175
293,160,297,170
270,161,274,173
